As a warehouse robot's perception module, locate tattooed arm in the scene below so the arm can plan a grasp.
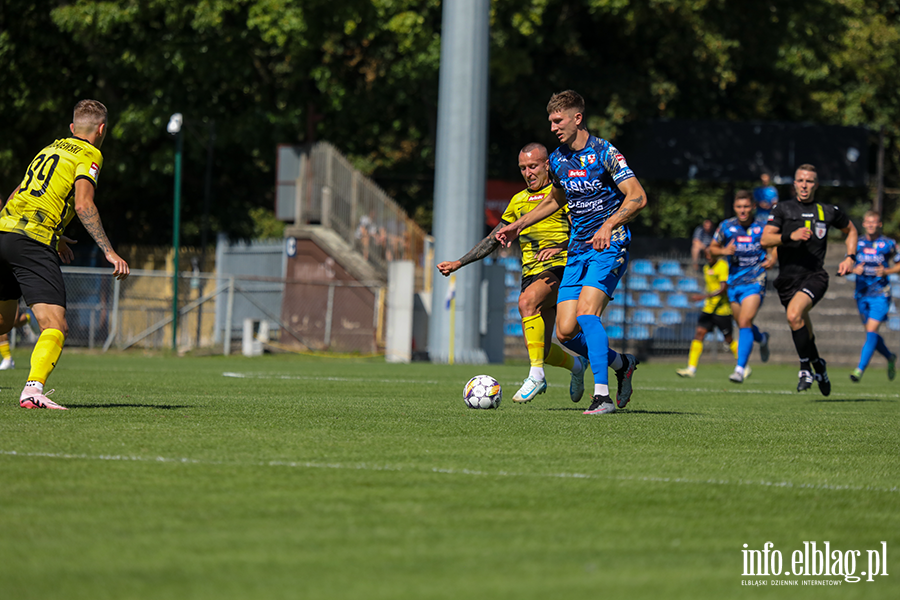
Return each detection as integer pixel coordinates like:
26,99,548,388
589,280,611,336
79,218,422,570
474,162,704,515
590,177,648,251
437,221,507,276
73,178,130,280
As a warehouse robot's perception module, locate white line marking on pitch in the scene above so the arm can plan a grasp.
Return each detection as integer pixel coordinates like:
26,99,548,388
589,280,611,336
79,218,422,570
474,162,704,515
2,449,896,495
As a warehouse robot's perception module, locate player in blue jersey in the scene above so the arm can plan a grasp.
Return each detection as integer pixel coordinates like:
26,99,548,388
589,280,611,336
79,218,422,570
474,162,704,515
709,190,775,383
496,90,647,415
850,210,899,382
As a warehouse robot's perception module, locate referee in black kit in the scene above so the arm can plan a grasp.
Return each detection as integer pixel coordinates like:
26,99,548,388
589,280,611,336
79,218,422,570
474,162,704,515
761,164,858,396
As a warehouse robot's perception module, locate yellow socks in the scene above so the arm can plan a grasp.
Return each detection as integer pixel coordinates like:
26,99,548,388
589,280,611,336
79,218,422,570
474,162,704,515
0,341,9,361
27,328,65,386
522,314,545,368
729,339,738,357
688,339,704,369
545,343,576,372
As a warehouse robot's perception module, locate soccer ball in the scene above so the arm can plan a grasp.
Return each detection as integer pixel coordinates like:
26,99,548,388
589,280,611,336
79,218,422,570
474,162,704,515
463,375,502,409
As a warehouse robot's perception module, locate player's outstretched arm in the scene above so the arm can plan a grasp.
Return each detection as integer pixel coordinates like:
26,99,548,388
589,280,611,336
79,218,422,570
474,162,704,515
591,177,647,250
837,221,858,276
73,179,130,280
495,187,565,247
437,221,508,276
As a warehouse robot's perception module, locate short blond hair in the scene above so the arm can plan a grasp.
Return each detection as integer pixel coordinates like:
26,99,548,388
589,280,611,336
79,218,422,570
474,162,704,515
73,99,107,131
547,90,585,115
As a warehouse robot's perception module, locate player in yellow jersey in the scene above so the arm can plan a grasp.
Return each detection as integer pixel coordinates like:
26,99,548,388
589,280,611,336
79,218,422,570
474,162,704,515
676,246,739,378
1,99,129,409
437,143,588,403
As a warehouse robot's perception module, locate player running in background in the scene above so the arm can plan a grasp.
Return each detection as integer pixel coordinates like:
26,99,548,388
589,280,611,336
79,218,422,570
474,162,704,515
496,90,647,415
761,164,857,396
849,210,899,382
676,246,738,378
1,99,129,409
437,143,588,403
709,190,774,383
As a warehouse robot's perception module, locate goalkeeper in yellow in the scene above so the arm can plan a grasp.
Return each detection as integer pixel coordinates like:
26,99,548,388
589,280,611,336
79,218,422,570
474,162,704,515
1,99,129,409
437,143,588,403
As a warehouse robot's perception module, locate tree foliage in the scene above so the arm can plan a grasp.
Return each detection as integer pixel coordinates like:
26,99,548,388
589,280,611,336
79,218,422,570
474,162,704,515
1,0,899,245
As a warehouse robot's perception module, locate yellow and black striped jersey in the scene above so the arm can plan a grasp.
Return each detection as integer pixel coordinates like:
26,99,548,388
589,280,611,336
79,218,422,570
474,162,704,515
1,136,102,248
702,258,732,316
501,184,569,277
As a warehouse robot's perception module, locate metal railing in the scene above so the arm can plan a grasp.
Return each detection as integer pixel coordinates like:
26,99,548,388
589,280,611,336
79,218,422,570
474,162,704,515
293,142,431,277
59,267,385,354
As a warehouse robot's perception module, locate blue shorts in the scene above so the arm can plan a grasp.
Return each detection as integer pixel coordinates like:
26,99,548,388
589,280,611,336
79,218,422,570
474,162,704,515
558,246,629,304
728,281,766,305
857,295,890,323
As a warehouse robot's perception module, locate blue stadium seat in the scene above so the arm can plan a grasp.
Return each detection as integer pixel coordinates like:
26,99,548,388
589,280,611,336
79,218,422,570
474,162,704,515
630,309,655,324
505,307,519,321
651,277,675,292
667,293,690,308
676,277,701,293
638,292,662,308
658,260,683,276
890,317,900,331
892,284,900,298
706,329,725,342
505,323,523,336
504,272,518,287
505,289,519,303
891,302,897,315
623,293,637,308
659,310,682,326
505,257,522,272
607,308,626,324
607,325,624,340
626,275,650,291
890,273,900,283
631,259,655,275
627,325,651,340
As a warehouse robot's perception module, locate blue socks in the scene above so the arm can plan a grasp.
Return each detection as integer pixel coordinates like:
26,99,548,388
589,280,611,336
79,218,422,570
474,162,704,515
875,333,892,359
751,324,764,343
561,330,589,359
575,315,609,385
737,327,754,370
859,332,889,371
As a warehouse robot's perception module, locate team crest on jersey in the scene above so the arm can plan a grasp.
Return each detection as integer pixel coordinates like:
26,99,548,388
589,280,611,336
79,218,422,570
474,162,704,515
89,162,100,180
815,222,827,239
752,226,761,235
579,153,597,167
568,169,587,178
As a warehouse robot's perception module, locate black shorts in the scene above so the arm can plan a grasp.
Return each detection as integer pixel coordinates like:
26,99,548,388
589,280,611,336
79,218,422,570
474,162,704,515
697,312,733,337
0,232,66,307
520,265,566,293
773,270,829,308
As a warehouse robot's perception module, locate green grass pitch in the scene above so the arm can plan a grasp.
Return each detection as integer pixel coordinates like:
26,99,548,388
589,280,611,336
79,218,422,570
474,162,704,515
1,351,897,599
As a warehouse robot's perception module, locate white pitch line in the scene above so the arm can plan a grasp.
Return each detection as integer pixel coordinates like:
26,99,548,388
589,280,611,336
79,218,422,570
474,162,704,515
223,372,444,385
640,385,900,399
2,449,896,495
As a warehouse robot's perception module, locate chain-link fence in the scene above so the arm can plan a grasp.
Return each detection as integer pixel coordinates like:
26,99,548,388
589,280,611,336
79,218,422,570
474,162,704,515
60,267,385,354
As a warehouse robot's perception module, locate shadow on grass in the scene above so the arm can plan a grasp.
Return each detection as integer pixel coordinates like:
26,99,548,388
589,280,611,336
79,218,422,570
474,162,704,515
810,398,896,403
67,403,191,410
547,407,701,415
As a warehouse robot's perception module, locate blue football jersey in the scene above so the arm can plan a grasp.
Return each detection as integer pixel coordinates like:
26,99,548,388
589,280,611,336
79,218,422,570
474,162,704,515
548,135,635,256
855,236,899,298
713,217,767,287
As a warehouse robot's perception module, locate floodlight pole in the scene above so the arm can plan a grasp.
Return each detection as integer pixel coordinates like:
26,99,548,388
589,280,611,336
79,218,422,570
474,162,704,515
169,113,184,351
